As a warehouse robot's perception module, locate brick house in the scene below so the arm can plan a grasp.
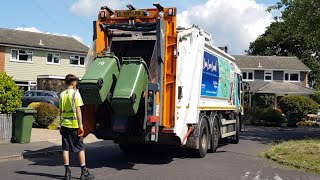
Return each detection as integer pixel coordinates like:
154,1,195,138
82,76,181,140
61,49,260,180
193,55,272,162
0,28,89,92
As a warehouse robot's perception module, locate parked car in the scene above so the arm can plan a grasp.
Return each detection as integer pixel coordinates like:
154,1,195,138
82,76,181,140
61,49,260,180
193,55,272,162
22,90,60,108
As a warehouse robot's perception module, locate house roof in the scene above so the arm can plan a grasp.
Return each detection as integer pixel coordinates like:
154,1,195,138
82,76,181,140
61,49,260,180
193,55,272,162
0,28,88,54
245,81,271,92
233,55,310,71
247,81,314,95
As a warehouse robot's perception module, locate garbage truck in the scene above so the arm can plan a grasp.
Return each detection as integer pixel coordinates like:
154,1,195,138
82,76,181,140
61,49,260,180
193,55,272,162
79,3,244,158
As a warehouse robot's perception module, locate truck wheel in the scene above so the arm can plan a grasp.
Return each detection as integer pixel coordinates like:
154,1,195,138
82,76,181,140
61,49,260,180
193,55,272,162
230,114,240,144
195,116,209,158
208,118,219,153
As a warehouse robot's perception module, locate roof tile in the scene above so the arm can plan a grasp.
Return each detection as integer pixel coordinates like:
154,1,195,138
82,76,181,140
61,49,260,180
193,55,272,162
0,28,88,53
233,55,310,71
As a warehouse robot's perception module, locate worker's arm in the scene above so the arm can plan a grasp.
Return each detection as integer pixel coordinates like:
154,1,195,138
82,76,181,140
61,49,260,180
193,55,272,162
76,106,83,128
59,109,62,126
75,90,85,137
59,98,62,135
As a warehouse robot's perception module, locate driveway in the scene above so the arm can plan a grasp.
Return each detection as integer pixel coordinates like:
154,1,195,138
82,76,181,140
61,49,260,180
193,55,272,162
1,126,320,180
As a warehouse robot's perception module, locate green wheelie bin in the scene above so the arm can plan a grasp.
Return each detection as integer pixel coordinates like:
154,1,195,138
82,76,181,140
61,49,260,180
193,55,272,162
287,111,299,127
111,57,149,116
79,55,121,104
13,108,37,144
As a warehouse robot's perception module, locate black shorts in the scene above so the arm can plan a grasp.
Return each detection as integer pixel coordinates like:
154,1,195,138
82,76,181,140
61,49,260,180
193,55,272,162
61,126,85,152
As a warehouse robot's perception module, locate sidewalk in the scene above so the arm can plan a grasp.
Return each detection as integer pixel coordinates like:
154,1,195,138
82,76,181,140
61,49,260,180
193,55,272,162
0,128,108,162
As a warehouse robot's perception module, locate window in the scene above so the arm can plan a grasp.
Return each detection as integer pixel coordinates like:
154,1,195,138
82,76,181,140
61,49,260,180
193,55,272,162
47,53,60,64
284,72,300,82
70,55,85,66
264,71,273,81
284,72,299,82
23,91,37,97
43,92,54,97
11,49,33,62
242,71,254,81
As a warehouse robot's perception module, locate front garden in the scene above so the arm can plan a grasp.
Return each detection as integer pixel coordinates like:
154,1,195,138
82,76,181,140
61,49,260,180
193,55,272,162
245,94,320,128
0,72,60,143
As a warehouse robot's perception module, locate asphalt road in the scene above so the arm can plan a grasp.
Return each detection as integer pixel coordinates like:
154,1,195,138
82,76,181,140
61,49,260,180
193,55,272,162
1,126,320,180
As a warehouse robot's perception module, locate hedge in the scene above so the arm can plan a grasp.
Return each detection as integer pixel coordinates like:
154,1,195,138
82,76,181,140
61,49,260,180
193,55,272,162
29,102,59,128
244,107,286,127
279,96,318,118
0,72,23,113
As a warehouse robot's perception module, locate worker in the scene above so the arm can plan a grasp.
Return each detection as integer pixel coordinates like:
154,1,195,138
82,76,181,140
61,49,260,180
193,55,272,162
59,74,95,180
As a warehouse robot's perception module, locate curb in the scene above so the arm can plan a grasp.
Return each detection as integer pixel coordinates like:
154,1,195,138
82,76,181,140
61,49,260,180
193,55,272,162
0,142,117,163
0,154,23,162
23,150,62,159
0,150,62,163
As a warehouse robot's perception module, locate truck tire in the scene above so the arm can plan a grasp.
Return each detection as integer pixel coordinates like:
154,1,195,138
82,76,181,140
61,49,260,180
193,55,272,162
208,118,219,153
194,115,209,158
230,114,240,144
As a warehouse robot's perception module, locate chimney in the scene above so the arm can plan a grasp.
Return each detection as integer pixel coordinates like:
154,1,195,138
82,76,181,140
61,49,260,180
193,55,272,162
39,39,44,46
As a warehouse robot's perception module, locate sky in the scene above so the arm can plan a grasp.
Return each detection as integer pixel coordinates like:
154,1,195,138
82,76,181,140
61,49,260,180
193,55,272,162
0,0,279,55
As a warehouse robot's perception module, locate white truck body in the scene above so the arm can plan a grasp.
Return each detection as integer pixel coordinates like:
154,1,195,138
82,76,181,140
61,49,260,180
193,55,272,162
174,27,242,144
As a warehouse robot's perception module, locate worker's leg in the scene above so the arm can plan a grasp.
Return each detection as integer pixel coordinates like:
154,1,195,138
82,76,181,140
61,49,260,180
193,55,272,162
61,127,72,180
63,150,70,165
78,148,94,179
63,151,71,180
79,150,86,167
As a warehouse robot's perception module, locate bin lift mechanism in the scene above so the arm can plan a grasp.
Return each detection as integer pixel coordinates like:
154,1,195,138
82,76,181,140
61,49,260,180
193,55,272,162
99,3,170,33
94,3,171,143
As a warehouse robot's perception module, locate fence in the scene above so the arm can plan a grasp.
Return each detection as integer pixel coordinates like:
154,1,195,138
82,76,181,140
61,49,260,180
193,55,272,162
0,114,13,143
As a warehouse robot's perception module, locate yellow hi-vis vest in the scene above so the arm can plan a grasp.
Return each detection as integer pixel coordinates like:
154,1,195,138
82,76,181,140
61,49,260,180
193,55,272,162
60,89,83,129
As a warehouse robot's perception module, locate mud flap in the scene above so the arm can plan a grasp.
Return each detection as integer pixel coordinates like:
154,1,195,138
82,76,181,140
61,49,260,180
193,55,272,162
185,125,199,149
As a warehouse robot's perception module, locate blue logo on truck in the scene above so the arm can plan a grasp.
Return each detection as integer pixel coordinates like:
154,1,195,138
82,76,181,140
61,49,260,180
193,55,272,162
201,51,219,97
201,51,232,99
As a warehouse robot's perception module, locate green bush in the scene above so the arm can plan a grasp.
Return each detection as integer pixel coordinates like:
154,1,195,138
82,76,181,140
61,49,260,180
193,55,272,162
0,72,23,113
263,108,286,127
27,102,41,109
244,107,286,127
279,96,318,118
33,102,59,128
297,120,320,127
311,91,320,104
254,94,275,108
244,107,263,125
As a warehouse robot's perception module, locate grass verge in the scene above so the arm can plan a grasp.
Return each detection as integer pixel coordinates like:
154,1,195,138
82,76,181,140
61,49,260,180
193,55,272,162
260,139,320,174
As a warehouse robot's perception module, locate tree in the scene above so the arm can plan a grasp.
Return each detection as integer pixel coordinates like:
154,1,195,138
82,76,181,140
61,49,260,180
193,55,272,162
269,0,320,52
246,22,312,57
247,0,320,89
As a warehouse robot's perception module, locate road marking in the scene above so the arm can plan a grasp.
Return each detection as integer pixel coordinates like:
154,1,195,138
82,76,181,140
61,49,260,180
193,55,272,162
274,174,283,180
253,170,262,180
241,171,250,180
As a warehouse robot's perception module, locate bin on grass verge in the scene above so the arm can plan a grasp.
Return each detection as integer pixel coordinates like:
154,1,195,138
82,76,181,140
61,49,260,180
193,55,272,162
13,108,37,144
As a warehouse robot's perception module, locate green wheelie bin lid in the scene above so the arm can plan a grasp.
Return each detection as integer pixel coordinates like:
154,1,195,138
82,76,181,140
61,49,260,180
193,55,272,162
15,107,37,114
79,55,121,104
